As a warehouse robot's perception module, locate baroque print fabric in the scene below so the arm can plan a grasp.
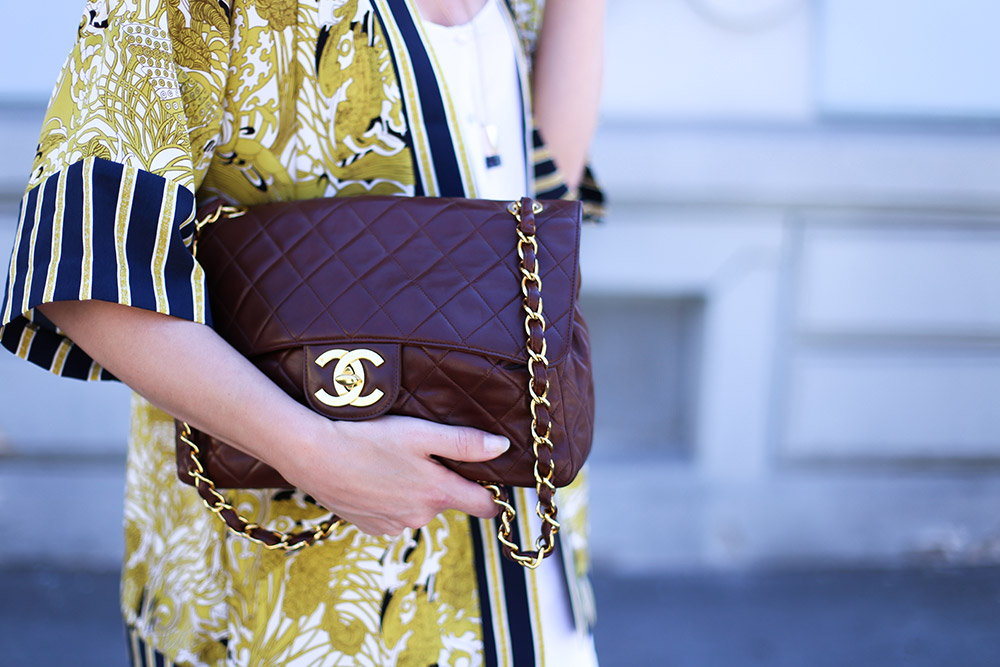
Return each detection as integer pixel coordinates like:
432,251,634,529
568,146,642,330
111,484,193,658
1,0,600,665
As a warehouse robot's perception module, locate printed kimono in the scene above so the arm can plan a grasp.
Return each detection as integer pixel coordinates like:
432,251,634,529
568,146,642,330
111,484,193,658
1,0,601,665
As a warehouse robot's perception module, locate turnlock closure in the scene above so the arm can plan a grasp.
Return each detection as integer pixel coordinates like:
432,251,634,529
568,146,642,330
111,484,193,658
314,348,386,408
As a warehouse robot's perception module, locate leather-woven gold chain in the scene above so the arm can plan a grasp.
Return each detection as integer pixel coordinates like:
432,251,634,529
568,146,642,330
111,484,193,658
190,204,245,255
178,421,342,551
482,198,560,569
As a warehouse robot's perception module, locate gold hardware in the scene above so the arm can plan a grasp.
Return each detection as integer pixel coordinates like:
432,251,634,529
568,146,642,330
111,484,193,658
507,200,543,216
335,369,363,390
485,199,559,569
191,205,246,255
178,421,342,551
195,205,246,233
314,348,386,408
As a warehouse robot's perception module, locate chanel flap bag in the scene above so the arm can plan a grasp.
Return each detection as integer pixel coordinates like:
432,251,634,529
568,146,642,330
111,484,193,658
175,196,594,567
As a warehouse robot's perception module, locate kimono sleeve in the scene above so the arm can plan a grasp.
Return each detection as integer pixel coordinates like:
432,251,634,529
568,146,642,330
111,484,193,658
0,0,231,380
531,128,606,224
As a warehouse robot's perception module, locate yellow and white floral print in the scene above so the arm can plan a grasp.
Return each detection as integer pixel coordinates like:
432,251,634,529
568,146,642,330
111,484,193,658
123,398,488,665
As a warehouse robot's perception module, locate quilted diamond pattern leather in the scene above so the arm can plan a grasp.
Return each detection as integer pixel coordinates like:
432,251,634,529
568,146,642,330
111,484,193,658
176,196,594,489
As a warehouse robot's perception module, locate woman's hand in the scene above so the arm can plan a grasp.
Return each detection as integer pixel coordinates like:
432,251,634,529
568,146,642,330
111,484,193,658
283,415,507,536
38,300,502,536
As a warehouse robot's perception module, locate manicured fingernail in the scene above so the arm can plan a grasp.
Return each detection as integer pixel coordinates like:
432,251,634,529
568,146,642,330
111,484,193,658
486,435,510,455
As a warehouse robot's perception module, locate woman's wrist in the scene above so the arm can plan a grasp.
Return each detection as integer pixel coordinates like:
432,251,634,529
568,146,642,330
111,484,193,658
531,0,605,190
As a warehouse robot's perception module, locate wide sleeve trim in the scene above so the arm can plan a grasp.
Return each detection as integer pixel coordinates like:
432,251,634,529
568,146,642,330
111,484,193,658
1,156,205,380
530,128,606,224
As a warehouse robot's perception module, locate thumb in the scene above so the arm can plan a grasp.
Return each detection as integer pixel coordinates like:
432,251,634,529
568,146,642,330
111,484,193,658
433,426,510,463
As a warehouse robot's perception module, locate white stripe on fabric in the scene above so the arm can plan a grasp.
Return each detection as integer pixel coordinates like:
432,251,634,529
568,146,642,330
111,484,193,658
42,169,68,302
115,166,137,306
50,338,72,375
559,526,589,634
191,255,206,323
80,158,95,300
151,182,175,313
144,632,156,667
480,518,514,666
496,0,534,197
15,323,36,359
515,486,546,666
128,628,141,667
20,180,46,316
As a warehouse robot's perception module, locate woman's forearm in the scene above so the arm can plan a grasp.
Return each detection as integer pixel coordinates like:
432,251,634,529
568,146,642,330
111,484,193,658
40,299,322,468
37,300,503,535
531,0,605,191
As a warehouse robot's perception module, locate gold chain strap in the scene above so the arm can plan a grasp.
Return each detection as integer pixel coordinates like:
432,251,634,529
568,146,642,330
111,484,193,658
180,198,560,565
482,198,560,569
178,422,342,551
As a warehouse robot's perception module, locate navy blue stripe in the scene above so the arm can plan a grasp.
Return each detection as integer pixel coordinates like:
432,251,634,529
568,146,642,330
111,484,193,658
163,184,197,322
62,343,94,379
578,166,605,211
385,0,466,196
124,170,165,310
5,186,38,319
3,159,204,381
90,159,124,303
25,326,60,369
471,520,500,667
497,496,537,667
128,629,168,667
533,159,558,180
53,160,85,301
532,129,546,149
369,6,424,197
537,183,569,200
27,176,59,308
0,318,25,355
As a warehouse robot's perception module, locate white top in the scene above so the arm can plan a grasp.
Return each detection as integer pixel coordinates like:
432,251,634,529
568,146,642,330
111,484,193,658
421,0,529,199
424,6,599,665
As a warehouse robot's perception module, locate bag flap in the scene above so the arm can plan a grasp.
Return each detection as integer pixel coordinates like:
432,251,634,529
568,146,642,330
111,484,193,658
197,196,583,366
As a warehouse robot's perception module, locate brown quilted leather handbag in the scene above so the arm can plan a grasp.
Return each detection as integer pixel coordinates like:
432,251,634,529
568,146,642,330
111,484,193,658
175,196,594,566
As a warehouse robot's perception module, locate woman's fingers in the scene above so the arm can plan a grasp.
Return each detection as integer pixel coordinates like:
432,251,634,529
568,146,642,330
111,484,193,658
282,415,504,535
424,423,510,463
416,424,508,519
435,474,501,521
384,419,505,521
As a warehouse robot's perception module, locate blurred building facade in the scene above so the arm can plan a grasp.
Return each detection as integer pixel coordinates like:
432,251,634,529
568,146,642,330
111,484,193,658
1,0,999,571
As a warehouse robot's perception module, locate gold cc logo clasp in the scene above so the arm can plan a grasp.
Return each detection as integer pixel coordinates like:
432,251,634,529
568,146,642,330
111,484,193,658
314,348,386,408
